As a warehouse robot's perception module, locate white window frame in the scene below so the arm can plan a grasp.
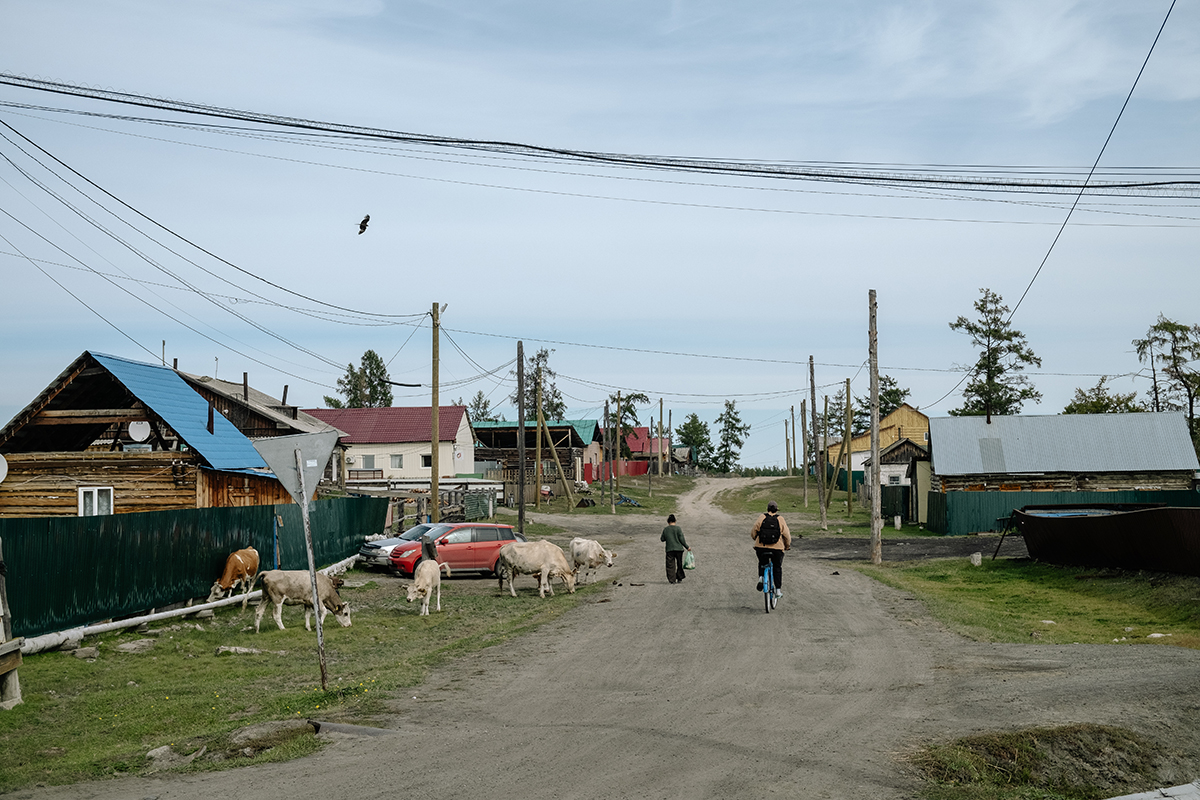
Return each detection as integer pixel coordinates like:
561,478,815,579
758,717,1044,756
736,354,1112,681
888,474,901,485
421,454,432,468
78,486,114,517
390,454,403,469
360,454,376,470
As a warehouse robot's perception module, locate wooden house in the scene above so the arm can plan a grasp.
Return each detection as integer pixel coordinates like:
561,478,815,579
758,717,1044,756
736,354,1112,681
0,352,294,518
472,419,591,491
825,403,929,470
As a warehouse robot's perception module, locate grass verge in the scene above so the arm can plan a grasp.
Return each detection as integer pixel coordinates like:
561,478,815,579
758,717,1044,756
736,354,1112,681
0,571,599,792
912,723,1172,800
712,475,936,537
852,558,1200,648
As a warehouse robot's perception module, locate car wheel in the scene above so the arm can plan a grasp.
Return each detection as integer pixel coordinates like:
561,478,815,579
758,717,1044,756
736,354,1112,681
409,557,423,578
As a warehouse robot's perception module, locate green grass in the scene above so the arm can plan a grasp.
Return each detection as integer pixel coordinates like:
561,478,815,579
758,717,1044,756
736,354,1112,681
711,475,937,537
853,559,1200,648
0,571,598,792
913,724,1164,800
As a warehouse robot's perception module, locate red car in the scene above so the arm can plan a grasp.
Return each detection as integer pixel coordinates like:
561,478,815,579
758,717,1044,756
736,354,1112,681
389,522,527,577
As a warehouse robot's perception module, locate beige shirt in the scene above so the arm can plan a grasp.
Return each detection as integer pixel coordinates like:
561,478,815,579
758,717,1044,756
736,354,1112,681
751,512,791,551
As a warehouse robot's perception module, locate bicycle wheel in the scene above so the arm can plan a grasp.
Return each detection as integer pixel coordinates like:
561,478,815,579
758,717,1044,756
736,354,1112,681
763,565,772,614
770,589,778,610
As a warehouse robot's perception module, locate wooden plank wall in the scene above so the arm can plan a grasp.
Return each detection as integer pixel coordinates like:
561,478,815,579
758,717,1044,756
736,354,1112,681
197,470,294,508
935,470,1195,493
0,452,198,517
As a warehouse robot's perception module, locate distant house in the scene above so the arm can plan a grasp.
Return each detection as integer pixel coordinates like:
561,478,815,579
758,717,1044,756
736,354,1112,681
862,438,928,487
825,403,929,470
923,412,1200,534
305,406,474,483
0,352,292,517
472,419,598,489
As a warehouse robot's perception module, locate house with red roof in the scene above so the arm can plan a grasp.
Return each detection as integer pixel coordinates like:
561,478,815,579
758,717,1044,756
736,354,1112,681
304,406,474,482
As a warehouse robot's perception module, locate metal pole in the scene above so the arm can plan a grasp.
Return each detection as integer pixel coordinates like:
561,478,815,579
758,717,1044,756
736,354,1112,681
431,302,440,523
296,448,328,691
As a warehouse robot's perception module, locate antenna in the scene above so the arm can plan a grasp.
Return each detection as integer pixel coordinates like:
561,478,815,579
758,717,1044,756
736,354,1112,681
128,421,152,443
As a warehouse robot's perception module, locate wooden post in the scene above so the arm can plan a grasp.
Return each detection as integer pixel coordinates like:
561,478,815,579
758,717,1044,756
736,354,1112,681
0,536,24,709
668,409,673,476
431,302,441,523
296,449,328,691
801,399,807,506
535,368,543,509
784,420,791,477
658,397,665,480
540,415,575,508
810,357,826,530
615,391,621,497
605,400,615,514
517,341,525,537
845,378,853,518
791,405,797,479
869,289,882,564
648,415,653,498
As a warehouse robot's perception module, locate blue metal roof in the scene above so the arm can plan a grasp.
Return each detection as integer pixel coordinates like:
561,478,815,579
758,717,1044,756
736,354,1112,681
90,352,268,472
929,413,1200,476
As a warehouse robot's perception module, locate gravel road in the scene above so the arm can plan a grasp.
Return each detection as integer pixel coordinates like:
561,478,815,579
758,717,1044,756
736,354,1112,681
19,478,1200,799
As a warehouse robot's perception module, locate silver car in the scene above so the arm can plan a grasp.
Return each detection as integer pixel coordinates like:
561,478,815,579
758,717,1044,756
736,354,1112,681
357,524,438,570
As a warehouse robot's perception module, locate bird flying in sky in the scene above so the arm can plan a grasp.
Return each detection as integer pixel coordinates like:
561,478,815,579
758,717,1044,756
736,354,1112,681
358,214,370,234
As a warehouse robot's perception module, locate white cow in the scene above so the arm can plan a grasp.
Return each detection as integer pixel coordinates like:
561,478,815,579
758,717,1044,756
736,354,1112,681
569,537,614,585
254,570,352,633
496,541,576,599
407,559,451,616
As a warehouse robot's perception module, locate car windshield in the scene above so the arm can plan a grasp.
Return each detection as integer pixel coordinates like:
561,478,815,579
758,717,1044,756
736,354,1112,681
399,523,452,542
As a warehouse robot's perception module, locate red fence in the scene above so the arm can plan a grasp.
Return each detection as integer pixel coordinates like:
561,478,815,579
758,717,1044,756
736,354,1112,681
583,461,650,483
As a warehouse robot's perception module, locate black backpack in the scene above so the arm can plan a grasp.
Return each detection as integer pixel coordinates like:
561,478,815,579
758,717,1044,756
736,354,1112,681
758,514,781,545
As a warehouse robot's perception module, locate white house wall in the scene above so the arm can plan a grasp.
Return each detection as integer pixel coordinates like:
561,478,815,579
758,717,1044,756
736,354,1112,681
341,414,475,481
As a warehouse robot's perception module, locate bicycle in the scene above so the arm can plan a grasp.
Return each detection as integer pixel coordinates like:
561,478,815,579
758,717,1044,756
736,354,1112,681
760,558,778,613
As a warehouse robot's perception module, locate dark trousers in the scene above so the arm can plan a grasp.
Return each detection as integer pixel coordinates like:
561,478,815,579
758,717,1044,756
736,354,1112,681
755,547,783,589
666,550,686,583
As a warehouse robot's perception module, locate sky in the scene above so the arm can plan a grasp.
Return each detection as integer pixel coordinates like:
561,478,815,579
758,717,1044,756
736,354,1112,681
1,1,1198,468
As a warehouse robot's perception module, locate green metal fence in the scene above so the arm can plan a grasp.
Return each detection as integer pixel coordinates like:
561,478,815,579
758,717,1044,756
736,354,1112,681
0,497,387,639
925,489,1200,536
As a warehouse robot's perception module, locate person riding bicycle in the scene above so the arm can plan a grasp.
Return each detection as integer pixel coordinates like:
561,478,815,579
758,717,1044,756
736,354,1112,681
751,500,791,598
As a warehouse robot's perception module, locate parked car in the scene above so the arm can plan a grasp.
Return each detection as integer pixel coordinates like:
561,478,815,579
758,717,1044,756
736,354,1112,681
358,524,439,570
389,523,527,577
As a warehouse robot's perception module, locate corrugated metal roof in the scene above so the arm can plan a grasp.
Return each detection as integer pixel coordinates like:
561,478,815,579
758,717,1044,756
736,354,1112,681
304,406,467,444
179,373,342,436
473,419,600,444
929,413,1200,476
90,352,269,472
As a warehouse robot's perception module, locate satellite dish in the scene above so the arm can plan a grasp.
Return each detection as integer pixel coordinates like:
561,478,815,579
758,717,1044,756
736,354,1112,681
128,420,152,442
0,454,7,484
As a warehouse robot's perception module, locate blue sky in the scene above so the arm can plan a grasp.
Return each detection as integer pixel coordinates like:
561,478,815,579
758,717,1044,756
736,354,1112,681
1,1,1198,467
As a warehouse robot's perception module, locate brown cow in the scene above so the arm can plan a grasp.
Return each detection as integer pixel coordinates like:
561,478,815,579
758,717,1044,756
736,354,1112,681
207,547,260,610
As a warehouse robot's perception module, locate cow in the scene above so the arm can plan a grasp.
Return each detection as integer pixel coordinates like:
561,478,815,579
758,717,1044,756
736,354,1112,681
254,570,352,633
495,541,576,599
406,560,451,616
569,537,614,585
206,547,260,610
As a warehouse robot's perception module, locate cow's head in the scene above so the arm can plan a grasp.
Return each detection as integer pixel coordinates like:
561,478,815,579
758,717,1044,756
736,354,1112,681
206,581,228,604
331,602,352,627
603,549,615,568
556,569,577,594
406,584,428,603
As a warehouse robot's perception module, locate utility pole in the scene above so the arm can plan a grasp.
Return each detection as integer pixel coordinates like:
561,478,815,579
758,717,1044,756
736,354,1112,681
845,378,853,518
801,399,807,506
517,341,525,536
810,356,826,530
784,420,791,477
535,368,543,509
658,397,664,480
648,416,654,498
606,400,615,514
668,409,673,477
431,302,441,523
615,390,622,497
869,289,882,564
791,405,797,480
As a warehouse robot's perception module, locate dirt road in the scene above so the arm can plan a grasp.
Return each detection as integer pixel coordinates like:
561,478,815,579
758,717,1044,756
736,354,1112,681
20,478,1200,799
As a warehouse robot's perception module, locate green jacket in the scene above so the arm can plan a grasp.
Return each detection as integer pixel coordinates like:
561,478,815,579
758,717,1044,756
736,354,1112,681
660,525,689,552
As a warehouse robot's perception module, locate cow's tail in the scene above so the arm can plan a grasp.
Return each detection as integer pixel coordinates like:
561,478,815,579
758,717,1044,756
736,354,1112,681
439,562,452,577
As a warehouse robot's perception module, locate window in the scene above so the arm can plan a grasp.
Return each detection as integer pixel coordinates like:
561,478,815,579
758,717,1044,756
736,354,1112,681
888,475,901,485
923,431,929,441
475,528,499,542
360,454,375,470
444,528,473,544
79,487,113,516
421,454,432,468
390,454,403,469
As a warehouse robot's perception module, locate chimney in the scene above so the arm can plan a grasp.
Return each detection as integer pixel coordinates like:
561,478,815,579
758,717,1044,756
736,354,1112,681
281,385,289,404
243,372,249,402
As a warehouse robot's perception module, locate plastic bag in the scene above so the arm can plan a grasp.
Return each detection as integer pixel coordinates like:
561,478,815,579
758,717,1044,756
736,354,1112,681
682,550,696,570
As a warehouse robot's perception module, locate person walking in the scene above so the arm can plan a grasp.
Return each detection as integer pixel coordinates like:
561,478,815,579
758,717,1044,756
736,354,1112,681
751,500,792,598
660,514,690,584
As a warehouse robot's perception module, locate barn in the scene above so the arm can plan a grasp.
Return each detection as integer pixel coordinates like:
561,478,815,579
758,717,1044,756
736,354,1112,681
0,351,296,517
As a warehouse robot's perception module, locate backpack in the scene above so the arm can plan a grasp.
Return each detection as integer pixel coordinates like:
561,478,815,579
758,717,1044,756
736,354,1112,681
757,514,781,545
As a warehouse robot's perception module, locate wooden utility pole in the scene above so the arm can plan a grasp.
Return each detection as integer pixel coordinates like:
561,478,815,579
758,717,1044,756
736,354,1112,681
535,368,543,509
801,399,808,506
791,405,798,480
668,409,673,476
431,302,441,523
784,420,791,477
844,378,853,518
648,416,654,498
810,356,826,530
517,341,525,536
615,390,622,497
869,289,882,564
605,400,615,514
658,397,665,480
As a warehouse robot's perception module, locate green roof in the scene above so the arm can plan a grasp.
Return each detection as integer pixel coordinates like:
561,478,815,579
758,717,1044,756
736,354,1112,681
473,419,600,444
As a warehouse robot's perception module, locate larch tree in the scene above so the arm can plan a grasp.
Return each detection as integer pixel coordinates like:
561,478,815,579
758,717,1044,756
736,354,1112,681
713,400,750,473
324,349,394,408
1133,315,1200,444
510,348,566,421
674,413,714,469
949,288,1041,420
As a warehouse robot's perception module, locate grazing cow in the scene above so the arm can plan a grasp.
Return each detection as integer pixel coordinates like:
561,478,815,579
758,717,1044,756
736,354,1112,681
569,537,614,585
496,541,576,599
406,560,451,616
254,570,352,633
207,547,260,609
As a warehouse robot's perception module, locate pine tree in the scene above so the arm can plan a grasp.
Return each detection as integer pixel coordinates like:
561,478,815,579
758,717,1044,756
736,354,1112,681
324,349,393,408
949,288,1041,419
713,400,750,473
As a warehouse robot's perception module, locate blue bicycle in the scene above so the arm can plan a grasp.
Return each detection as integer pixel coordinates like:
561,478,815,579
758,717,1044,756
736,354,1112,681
760,558,778,613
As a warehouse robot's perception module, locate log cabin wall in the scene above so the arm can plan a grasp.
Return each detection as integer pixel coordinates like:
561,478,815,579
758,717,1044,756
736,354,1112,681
196,470,294,508
0,452,199,517
934,470,1195,493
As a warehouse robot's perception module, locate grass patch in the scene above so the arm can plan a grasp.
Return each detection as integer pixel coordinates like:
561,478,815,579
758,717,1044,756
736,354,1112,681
0,571,598,792
517,475,696,518
912,724,1168,800
853,559,1200,647
712,475,936,537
